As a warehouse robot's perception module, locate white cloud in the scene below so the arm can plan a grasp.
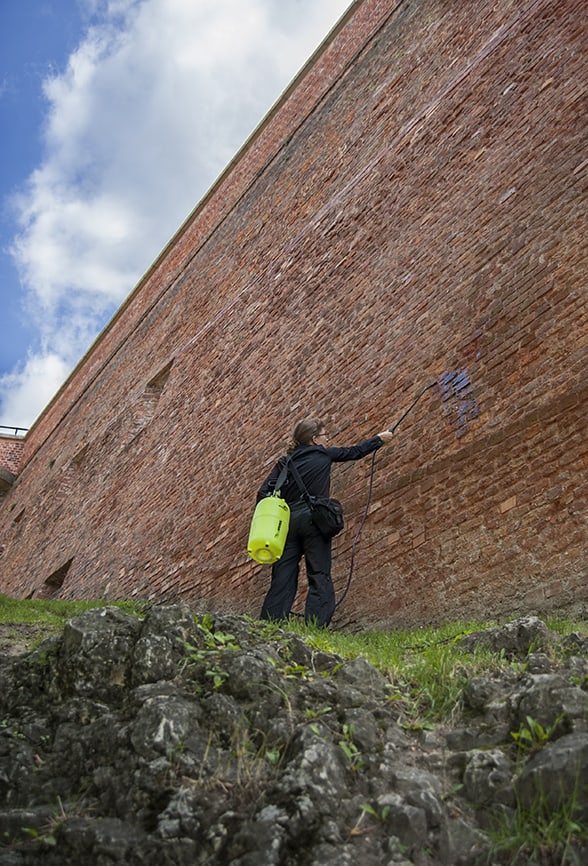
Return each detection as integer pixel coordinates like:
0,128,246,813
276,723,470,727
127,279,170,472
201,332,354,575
1,0,350,428
0,353,71,433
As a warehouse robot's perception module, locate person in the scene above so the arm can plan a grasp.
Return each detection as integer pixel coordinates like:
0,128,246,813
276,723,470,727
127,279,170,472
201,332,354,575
257,417,394,627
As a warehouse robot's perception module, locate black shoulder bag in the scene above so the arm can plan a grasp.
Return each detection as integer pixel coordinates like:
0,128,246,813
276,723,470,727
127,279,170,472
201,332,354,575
287,459,344,540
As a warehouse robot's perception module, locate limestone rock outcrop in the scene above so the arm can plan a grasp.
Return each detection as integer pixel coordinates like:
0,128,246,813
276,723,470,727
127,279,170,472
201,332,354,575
0,608,586,865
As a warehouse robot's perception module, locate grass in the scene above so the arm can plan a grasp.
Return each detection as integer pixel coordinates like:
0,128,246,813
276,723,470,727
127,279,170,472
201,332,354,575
486,782,588,865
2,595,584,724
0,593,144,629
284,616,588,726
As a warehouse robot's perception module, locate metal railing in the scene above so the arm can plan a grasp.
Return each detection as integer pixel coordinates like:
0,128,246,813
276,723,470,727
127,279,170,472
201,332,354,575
0,425,29,437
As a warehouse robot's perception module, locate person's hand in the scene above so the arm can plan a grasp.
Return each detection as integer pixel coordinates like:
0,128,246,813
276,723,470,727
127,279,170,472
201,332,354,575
377,430,394,444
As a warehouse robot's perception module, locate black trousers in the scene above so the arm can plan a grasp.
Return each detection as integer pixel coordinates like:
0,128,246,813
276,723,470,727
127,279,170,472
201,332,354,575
260,506,335,627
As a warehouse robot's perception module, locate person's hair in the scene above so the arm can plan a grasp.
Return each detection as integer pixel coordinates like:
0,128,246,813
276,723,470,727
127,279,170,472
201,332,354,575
288,417,324,452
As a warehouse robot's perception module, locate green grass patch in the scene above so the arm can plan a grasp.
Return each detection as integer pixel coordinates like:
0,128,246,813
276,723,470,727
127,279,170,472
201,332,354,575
0,593,144,627
545,616,588,636
283,617,587,726
487,783,588,865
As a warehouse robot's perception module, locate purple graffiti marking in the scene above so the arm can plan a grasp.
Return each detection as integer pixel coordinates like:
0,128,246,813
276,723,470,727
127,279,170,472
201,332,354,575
438,369,479,437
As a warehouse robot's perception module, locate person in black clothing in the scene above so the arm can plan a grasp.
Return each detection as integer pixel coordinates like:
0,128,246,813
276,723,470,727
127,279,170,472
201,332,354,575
257,417,394,627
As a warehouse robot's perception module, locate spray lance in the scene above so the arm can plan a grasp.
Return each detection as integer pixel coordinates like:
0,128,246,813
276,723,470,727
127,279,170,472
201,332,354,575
387,380,438,435
334,379,438,611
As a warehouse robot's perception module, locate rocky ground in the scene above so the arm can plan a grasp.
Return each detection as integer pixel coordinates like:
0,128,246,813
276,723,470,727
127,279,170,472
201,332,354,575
0,607,586,865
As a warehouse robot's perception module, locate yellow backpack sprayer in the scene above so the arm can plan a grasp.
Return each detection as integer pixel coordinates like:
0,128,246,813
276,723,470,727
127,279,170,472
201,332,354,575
247,460,291,564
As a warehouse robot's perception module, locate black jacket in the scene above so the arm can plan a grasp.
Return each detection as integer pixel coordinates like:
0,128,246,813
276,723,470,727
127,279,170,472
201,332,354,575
256,437,383,505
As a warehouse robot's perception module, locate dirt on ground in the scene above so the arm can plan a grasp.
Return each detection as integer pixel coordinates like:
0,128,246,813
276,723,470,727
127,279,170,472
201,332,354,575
0,623,58,658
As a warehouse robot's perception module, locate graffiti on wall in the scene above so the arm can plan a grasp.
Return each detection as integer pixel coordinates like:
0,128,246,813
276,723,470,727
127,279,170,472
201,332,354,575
438,369,479,437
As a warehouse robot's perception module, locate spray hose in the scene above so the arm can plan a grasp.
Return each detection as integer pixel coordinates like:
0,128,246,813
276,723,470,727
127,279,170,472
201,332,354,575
335,380,437,611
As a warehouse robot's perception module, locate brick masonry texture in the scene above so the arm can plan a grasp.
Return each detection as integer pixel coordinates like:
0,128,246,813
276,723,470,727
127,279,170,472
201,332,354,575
0,437,24,477
0,0,586,627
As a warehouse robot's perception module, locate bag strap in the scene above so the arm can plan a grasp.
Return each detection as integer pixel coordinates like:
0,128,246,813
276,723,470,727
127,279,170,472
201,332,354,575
287,458,314,509
273,457,291,496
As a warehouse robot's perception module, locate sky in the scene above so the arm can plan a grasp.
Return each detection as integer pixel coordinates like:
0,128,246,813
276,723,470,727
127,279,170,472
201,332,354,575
0,0,352,432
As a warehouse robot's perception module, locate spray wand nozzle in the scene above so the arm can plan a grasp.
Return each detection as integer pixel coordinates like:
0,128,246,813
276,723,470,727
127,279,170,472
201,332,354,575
388,380,437,434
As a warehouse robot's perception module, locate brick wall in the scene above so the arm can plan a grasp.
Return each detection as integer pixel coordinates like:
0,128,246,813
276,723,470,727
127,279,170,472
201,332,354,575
0,0,586,627
0,435,25,477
